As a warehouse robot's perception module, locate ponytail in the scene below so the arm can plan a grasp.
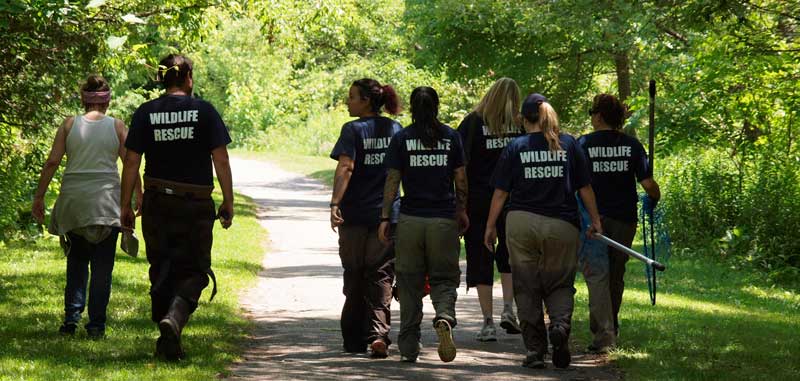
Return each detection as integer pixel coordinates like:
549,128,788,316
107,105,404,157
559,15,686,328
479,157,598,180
538,102,561,152
410,86,443,149
381,85,400,115
352,78,401,115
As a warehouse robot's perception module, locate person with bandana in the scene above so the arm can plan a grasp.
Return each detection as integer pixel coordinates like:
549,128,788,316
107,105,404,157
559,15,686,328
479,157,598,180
32,74,142,339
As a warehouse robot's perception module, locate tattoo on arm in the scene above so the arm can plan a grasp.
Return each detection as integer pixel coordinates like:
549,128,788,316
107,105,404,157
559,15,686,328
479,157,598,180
454,167,468,211
381,169,402,218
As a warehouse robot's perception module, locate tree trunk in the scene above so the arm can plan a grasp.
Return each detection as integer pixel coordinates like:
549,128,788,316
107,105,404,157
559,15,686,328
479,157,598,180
615,51,635,136
614,51,632,102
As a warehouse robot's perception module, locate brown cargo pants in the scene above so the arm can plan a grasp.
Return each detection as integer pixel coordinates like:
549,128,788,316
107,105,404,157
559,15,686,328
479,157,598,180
337,224,395,352
505,210,579,356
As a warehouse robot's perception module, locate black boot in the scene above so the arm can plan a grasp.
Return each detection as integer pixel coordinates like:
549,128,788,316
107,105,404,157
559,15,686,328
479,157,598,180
156,296,192,361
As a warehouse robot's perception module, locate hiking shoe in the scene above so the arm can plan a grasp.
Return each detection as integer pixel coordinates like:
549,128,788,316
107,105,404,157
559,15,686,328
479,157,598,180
86,327,105,340
58,322,77,336
500,310,522,334
522,351,545,369
434,319,457,363
400,355,417,363
158,317,185,361
475,320,497,342
549,326,571,369
370,339,388,359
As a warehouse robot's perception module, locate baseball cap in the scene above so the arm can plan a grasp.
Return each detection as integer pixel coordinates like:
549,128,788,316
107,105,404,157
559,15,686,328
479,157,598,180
521,93,548,122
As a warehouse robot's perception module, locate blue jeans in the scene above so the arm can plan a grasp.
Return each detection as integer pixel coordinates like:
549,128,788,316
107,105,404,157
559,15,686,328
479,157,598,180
64,230,118,331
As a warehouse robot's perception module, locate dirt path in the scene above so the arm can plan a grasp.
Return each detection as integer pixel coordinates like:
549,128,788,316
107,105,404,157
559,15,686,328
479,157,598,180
227,157,619,380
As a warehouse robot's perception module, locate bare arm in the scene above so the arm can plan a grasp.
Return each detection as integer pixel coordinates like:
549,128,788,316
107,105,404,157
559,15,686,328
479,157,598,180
454,166,468,211
31,117,71,223
378,169,402,244
483,189,508,251
120,150,142,230
381,169,402,219
640,178,661,201
115,119,143,214
331,155,355,204
212,145,234,229
578,185,603,237
454,166,469,234
330,155,354,230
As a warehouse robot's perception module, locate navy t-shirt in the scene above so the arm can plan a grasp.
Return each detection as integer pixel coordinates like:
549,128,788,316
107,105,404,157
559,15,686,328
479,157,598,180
457,112,524,205
330,116,403,226
491,133,591,227
578,130,652,223
384,123,466,219
126,94,231,186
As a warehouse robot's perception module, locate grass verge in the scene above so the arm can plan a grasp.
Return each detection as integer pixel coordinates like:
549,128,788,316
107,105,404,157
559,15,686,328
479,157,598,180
0,191,265,381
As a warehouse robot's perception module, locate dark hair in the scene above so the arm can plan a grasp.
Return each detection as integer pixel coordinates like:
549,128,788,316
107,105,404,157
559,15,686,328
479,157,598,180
157,54,193,89
591,93,626,130
81,75,110,92
352,78,400,115
410,86,443,149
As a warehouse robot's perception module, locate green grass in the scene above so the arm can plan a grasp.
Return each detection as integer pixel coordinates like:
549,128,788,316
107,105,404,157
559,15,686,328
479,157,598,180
569,243,800,380
0,191,266,381
250,148,800,381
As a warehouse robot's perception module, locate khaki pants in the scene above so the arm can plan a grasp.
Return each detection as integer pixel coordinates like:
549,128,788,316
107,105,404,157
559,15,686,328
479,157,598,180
394,214,461,358
337,225,395,351
505,210,579,355
579,216,636,345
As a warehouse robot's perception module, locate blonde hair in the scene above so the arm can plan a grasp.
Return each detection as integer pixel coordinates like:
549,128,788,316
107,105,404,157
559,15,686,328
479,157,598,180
538,102,561,152
474,77,521,136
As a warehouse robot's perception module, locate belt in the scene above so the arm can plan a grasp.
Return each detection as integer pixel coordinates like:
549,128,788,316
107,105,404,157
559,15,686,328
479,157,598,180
144,176,213,200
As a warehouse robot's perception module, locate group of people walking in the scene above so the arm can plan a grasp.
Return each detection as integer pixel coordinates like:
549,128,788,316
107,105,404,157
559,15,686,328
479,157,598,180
34,54,234,361
32,52,659,370
329,77,659,369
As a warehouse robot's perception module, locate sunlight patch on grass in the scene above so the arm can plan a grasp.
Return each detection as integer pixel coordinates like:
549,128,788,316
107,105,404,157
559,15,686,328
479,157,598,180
0,192,266,380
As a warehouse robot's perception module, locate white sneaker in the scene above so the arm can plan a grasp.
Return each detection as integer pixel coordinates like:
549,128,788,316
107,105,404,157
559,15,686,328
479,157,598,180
500,310,522,334
475,321,497,342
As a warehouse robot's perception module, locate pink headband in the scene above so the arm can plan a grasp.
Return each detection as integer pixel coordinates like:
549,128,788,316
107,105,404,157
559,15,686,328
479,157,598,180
81,90,111,104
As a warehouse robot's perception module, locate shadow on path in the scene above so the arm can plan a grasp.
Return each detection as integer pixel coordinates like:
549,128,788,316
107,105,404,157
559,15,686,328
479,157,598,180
228,157,619,380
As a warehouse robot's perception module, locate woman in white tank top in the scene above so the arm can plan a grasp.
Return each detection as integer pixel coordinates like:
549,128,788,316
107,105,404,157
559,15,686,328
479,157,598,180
31,75,143,338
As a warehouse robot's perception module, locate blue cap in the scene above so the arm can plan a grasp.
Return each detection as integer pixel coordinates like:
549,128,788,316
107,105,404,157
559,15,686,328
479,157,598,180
521,93,548,122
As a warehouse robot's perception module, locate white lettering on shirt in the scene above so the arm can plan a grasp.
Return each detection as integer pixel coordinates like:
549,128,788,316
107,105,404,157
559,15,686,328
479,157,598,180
364,152,386,165
363,137,391,150
519,150,567,179
587,146,632,173
153,127,195,142
148,110,199,125
519,150,567,164
405,139,452,152
410,154,448,167
587,146,632,158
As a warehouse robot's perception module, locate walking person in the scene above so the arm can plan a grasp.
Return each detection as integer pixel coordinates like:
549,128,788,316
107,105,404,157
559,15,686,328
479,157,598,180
329,78,402,358
577,94,661,353
32,74,142,338
484,93,603,369
379,86,469,363
457,77,523,342
120,54,234,361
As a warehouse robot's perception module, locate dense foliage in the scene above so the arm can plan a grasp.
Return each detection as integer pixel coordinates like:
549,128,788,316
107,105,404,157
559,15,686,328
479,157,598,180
1,0,798,280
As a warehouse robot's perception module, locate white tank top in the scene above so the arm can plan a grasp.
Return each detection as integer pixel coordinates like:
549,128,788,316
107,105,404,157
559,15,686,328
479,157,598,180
64,115,119,175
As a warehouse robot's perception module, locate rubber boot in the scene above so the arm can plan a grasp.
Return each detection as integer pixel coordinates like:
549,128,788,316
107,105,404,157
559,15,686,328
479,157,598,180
157,296,192,361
